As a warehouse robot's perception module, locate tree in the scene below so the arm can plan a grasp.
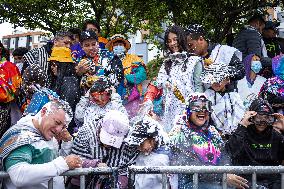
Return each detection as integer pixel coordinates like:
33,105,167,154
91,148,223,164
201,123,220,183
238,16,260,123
0,0,88,35
0,0,169,39
0,0,282,43
160,0,282,42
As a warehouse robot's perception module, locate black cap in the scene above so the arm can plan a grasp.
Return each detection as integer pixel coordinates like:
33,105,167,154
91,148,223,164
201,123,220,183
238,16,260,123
80,30,98,43
249,98,274,114
90,77,112,93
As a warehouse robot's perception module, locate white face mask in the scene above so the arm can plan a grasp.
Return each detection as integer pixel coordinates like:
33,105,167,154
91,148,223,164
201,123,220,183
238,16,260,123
251,61,262,74
113,45,126,55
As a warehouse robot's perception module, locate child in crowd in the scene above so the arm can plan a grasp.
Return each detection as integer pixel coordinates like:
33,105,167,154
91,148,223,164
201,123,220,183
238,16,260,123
70,110,138,189
124,113,170,189
75,76,127,129
200,63,245,135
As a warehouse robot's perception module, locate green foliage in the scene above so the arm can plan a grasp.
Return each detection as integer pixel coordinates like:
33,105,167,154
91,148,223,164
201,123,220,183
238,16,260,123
0,0,88,34
0,0,283,44
161,0,282,42
146,57,164,80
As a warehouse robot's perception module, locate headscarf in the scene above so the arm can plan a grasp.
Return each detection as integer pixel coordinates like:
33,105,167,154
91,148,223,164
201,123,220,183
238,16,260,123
243,54,255,85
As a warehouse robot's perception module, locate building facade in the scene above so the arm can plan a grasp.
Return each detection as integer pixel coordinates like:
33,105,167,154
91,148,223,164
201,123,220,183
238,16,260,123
2,31,48,51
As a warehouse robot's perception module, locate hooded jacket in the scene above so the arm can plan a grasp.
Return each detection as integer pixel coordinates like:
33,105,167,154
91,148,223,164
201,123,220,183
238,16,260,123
226,124,284,181
169,115,230,187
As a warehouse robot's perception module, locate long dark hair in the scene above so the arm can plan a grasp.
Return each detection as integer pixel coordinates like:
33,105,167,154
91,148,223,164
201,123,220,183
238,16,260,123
163,25,187,75
164,25,187,52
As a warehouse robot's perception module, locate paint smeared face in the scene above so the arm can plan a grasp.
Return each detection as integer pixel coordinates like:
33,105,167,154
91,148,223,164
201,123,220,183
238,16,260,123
90,91,110,107
167,32,180,53
138,138,156,155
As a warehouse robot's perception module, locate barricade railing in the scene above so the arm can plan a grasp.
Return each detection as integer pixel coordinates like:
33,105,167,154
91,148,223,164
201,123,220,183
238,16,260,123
0,167,119,189
128,166,284,189
1,166,284,189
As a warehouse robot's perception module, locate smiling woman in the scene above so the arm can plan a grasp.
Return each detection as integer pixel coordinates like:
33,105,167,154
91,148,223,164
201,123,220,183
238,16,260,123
169,92,248,189
143,25,204,132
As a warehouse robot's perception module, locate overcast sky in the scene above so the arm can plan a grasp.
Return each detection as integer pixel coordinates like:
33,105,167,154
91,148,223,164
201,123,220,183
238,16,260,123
0,22,28,42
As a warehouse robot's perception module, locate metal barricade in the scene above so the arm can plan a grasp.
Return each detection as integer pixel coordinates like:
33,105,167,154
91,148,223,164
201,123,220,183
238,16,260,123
128,166,284,189
0,167,118,189
2,166,284,188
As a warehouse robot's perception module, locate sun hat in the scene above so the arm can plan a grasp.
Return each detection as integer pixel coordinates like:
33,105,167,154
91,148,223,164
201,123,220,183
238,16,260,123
100,110,130,148
48,47,73,63
105,34,131,52
200,63,233,84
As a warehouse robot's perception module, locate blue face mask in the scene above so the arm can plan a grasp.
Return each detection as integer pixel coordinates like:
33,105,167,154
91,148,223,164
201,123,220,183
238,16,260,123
251,61,262,74
113,45,126,55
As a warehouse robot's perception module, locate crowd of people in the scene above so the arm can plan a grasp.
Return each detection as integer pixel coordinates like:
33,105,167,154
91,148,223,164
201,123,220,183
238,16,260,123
0,15,283,189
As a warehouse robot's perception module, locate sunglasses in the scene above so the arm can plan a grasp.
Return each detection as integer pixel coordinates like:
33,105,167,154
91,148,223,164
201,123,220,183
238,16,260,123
189,101,212,113
251,113,276,125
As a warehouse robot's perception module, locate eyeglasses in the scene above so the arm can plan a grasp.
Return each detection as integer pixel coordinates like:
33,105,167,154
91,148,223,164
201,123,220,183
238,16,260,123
189,101,212,113
252,113,276,125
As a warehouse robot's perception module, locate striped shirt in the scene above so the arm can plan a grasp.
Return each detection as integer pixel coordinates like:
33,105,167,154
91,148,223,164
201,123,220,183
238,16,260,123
23,46,50,75
71,118,138,173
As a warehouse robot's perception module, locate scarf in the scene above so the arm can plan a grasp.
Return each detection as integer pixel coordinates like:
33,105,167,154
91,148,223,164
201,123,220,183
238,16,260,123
0,118,43,169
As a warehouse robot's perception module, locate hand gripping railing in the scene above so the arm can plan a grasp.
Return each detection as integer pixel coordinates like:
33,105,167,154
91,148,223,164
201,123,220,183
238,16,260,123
128,166,284,189
47,167,119,189
0,167,119,189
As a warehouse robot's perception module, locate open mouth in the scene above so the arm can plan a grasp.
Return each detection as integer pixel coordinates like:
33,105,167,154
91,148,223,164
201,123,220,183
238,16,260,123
196,114,206,121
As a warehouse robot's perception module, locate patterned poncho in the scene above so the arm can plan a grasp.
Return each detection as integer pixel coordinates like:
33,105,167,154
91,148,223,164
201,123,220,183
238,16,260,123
79,49,123,91
169,115,223,166
0,59,22,103
259,55,284,106
155,52,202,132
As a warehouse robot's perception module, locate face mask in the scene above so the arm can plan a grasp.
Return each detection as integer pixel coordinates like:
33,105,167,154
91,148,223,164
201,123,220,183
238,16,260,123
113,45,126,55
251,61,262,73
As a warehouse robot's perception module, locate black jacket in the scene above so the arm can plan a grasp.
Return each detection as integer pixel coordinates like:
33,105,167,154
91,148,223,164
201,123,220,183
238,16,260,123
226,124,284,182
233,27,272,69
